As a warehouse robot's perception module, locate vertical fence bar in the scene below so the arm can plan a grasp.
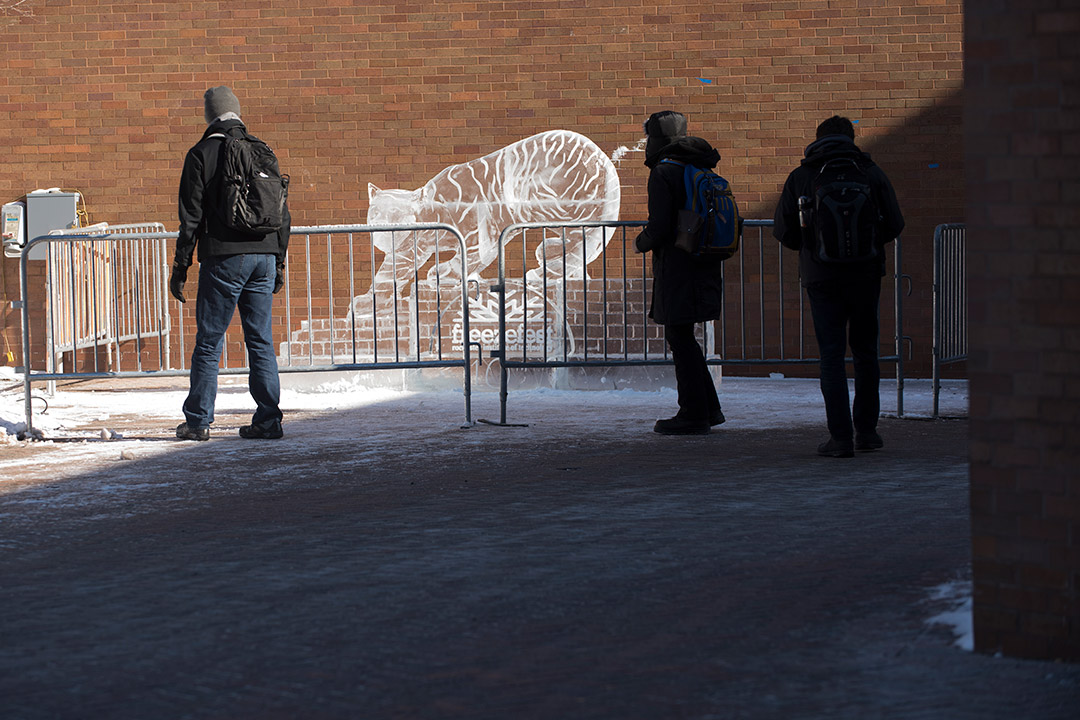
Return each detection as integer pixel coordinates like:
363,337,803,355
895,236,904,418
581,227,589,362
370,230,378,365
739,233,746,360
327,232,336,366
283,251,292,367
433,230,443,362
621,227,630,362
412,229,421,363
112,237,124,370
66,242,78,374
305,233,314,366
349,233,357,365
131,238,145,372
777,227,784,361
391,232,401,363
758,230,765,360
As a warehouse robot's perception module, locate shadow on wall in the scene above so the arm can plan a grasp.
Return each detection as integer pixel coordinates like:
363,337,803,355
741,90,964,378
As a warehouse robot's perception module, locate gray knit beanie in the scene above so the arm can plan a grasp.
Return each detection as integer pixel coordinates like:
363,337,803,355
204,86,241,124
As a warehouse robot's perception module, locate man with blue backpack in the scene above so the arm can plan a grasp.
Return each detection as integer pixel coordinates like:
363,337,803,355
774,115,905,458
635,111,739,435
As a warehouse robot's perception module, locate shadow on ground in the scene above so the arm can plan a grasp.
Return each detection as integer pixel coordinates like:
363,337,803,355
0,392,1075,719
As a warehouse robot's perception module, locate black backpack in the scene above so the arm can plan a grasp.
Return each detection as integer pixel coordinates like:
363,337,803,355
810,158,878,263
212,129,289,235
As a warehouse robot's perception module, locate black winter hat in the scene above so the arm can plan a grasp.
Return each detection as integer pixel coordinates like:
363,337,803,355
644,110,688,166
643,110,688,140
204,86,241,124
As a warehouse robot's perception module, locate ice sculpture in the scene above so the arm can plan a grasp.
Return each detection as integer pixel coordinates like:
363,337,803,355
366,129,621,287
286,130,624,364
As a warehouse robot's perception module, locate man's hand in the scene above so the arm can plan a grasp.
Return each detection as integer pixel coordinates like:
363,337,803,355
169,263,187,303
273,264,285,294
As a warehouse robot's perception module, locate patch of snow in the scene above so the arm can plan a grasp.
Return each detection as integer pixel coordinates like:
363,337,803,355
925,578,974,651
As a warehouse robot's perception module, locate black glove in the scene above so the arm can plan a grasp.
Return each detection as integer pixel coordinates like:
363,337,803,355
634,229,652,254
273,264,285,294
169,263,188,303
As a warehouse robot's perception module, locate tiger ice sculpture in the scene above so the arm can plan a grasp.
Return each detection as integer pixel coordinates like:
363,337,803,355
365,129,621,292
287,130,624,363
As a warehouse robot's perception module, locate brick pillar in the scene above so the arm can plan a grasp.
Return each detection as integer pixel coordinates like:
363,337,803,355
966,5,1080,661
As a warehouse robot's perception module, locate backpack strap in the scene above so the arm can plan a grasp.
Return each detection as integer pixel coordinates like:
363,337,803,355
659,159,707,215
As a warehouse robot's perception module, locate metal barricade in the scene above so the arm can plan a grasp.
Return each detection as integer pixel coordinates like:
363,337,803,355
490,219,906,424
19,224,473,434
45,222,170,374
932,223,966,418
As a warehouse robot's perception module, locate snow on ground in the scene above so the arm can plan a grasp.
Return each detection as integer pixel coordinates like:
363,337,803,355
926,579,975,652
0,370,971,638
0,369,967,477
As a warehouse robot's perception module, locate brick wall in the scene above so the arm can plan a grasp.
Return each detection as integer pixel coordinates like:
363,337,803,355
967,4,1080,661
0,0,963,376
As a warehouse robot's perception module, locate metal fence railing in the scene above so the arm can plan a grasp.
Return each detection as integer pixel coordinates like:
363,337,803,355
19,224,473,434
932,223,966,418
45,222,170,374
17,218,912,435
488,219,907,424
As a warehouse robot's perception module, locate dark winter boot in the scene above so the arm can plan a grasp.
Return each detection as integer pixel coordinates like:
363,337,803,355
654,416,711,436
855,431,884,451
817,437,855,458
176,422,209,441
239,423,284,440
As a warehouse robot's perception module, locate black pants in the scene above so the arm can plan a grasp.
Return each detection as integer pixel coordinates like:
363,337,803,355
665,323,721,421
806,275,882,441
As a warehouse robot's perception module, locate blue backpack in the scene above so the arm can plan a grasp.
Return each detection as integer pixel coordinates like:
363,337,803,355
662,160,741,259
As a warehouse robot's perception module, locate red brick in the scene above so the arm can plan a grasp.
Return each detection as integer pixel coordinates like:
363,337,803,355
0,0,962,378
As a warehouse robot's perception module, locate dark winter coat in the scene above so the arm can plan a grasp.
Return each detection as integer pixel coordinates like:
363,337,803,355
773,134,904,287
174,118,290,270
634,136,725,326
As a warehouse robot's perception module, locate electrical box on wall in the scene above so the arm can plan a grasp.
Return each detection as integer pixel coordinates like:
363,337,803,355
1,190,81,260
25,190,79,260
2,201,24,258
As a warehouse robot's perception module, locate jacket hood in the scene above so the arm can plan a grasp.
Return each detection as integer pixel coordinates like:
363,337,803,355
801,134,871,167
646,136,720,169
200,117,246,141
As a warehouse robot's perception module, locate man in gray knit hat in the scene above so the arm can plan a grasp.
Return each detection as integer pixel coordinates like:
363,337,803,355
171,86,291,441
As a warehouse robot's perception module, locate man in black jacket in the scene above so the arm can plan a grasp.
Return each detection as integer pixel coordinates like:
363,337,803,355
635,111,725,435
774,116,905,457
170,86,290,441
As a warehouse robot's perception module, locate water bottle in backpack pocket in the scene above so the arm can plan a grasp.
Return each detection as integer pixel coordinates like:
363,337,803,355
810,158,879,263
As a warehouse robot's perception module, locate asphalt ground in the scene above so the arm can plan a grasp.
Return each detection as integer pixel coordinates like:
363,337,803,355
1,382,1078,719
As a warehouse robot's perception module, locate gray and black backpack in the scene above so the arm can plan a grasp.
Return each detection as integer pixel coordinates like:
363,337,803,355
212,129,289,235
810,158,879,263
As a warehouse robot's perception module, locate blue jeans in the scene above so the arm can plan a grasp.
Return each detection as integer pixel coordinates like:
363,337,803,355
183,254,282,430
806,275,882,441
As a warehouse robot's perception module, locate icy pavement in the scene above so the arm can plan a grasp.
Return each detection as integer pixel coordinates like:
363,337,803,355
3,373,1075,720
0,372,967,456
